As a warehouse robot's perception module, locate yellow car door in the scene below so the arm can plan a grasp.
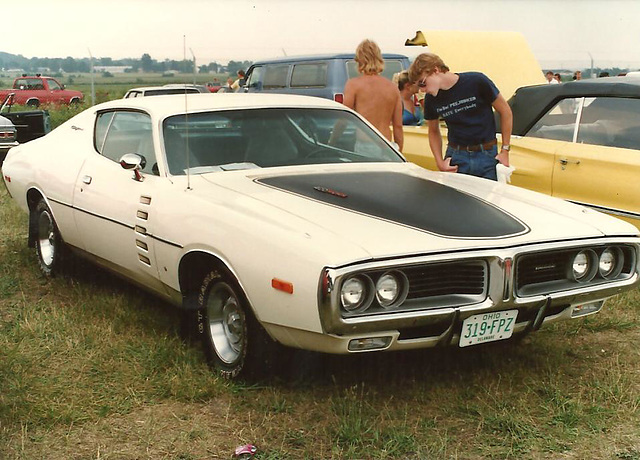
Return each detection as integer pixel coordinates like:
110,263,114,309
531,95,640,227
551,141,640,228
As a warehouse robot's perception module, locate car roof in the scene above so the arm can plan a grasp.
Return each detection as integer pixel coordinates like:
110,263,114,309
250,53,409,65
95,93,346,118
509,77,640,135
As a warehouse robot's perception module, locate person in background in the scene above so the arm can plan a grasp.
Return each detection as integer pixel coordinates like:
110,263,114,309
340,39,403,150
408,53,512,181
554,73,562,83
573,70,582,81
545,71,559,84
231,69,246,92
396,71,424,126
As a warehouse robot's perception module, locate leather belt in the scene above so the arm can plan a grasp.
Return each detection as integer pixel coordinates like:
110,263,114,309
448,139,497,152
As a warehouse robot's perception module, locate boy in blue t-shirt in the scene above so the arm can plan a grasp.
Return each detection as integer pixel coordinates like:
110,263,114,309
408,53,513,181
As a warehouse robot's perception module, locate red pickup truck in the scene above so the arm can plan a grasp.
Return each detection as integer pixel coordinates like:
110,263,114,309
0,75,83,107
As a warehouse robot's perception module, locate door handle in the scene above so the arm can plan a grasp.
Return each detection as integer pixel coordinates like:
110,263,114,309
82,175,92,184
558,158,580,170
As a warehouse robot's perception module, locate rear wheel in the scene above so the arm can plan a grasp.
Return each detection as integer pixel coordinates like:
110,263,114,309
195,269,284,379
33,199,65,276
26,99,40,108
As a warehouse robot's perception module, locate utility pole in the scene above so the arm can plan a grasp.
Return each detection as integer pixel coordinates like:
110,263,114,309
88,48,95,105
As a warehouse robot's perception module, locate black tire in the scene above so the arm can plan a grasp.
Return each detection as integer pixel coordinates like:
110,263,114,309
26,99,40,108
196,269,284,379
33,199,65,276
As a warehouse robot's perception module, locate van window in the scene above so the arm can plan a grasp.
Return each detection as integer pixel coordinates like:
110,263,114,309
291,63,327,87
246,66,264,90
263,65,289,89
346,59,405,80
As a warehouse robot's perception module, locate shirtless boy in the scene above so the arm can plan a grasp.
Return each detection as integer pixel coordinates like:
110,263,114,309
343,39,403,151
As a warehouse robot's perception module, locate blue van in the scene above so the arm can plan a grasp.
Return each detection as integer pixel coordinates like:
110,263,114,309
244,53,410,102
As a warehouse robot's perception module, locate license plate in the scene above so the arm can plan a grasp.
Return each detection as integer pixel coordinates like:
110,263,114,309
459,309,518,347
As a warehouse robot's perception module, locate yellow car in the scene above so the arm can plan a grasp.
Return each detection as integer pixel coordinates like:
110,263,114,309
403,31,640,229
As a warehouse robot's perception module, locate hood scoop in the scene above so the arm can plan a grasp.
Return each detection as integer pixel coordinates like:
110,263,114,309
258,171,528,239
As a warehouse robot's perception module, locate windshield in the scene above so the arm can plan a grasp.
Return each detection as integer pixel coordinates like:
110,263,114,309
162,108,402,175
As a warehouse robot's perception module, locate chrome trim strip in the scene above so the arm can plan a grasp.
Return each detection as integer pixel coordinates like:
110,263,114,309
567,200,640,220
48,197,183,249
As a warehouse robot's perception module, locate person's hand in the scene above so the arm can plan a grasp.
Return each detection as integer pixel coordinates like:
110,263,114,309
439,156,458,173
495,149,510,167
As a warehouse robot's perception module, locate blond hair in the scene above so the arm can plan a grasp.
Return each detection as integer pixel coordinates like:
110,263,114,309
408,53,449,83
396,70,412,91
355,39,385,75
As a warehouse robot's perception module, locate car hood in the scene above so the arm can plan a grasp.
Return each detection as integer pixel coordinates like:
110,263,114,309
408,30,545,99
197,163,637,263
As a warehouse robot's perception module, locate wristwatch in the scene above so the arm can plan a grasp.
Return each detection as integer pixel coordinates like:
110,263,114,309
501,144,511,151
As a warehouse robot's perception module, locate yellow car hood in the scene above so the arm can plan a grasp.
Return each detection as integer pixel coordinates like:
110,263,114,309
407,30,545,99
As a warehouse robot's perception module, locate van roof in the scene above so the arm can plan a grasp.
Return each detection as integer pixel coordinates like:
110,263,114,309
251,53,409,65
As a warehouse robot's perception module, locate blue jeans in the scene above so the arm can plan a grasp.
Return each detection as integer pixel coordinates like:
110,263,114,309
445,143,498,181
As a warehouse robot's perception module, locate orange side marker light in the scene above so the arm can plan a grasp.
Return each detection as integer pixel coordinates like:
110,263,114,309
272,278,294,294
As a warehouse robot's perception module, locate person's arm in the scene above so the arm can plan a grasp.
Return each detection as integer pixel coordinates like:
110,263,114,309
427,119,457,172
392,95,404,151
492,93,513,166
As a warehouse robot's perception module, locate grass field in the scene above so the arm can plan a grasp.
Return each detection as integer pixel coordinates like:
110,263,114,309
1,183,640,459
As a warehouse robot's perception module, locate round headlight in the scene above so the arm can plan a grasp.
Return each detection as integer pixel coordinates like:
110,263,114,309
572,251,590,280
376,273,400,308
341,276,368,312
571,249,597,282
599,247,623,279
599,248,616,277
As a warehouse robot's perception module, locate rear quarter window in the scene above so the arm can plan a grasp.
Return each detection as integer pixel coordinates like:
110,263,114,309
290,63,327,88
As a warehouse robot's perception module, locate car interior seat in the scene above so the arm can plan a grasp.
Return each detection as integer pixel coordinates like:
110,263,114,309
244,118,298,166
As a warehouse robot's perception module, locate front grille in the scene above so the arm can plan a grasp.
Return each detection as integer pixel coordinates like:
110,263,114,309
516,245,636,297
340,260,488,318
404,262,486,299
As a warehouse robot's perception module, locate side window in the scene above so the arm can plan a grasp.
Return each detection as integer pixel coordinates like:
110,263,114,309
346,60,405,81
526,97,580,142
47,79,61,91
577,97,640,150
246,66,264,90
95,111,157,174
291,63,327,87
263,65,289,89
380,60,404,80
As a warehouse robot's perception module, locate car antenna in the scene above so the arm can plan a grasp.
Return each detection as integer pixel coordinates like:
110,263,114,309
183,35,192,190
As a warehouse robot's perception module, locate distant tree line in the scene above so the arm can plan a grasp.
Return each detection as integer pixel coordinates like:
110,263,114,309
0,52,253,75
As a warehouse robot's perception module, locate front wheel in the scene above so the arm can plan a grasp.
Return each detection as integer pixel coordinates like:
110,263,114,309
196,269,284,379
33,199,65,276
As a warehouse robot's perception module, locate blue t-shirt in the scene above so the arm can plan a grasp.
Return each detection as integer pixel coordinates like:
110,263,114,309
424,72,499,146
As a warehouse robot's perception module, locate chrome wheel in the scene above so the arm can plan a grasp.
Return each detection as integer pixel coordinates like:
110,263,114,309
37,209,56,268
205,282,246,365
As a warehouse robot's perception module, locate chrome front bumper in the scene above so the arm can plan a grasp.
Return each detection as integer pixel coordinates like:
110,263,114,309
318,238,640,343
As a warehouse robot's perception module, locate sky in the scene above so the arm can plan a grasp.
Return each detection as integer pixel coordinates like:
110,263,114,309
3,0,640,71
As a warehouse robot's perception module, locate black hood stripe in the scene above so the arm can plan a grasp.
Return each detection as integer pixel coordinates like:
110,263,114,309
258,171,529,239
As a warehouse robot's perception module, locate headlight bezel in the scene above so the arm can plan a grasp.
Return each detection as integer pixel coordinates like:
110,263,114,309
570,249,598,283
598,246,624,280
340,275,374,313
375,270,409,309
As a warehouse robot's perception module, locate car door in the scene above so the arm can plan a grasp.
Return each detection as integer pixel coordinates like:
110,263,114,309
72,110,167,294
549,96,640,227
45,78,65,104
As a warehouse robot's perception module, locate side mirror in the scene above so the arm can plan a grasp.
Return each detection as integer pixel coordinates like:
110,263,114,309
120,153,147,181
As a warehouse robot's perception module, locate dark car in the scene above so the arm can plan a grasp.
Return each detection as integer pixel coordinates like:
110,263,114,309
244,53,410,102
